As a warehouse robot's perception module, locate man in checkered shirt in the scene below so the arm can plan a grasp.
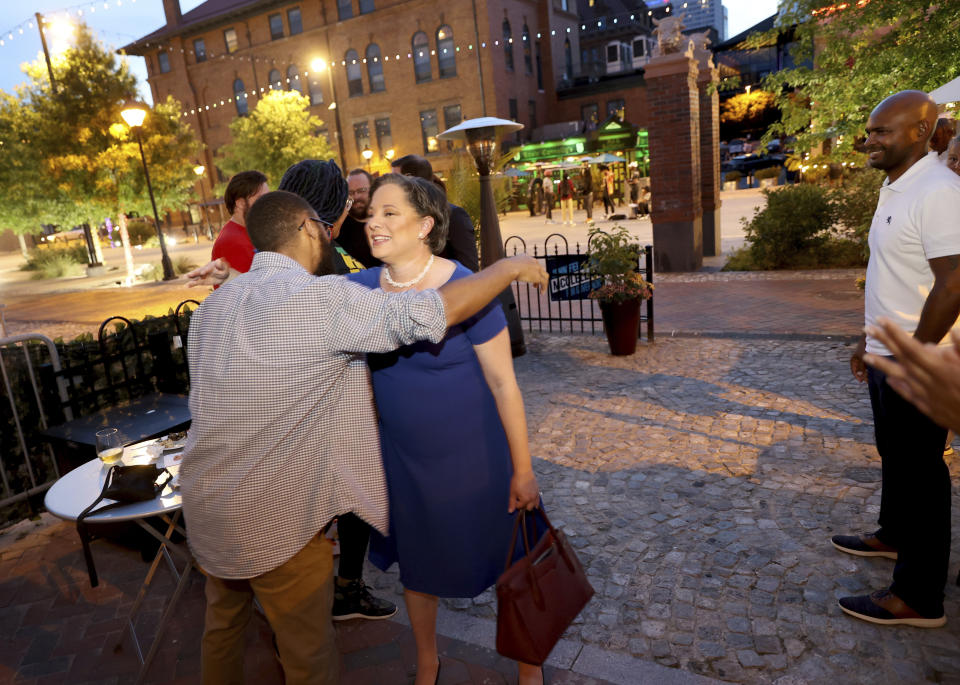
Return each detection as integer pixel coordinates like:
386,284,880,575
182,189,547,684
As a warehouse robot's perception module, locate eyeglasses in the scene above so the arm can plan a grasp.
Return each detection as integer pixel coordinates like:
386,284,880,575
298,216,332,232
348,187,369,197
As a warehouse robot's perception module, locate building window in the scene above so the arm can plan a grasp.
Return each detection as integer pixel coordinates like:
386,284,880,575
413,31,431,83
503,20,514,71
561,0,569,10
224,28,239,53
288,65,303,93
437,25,456,79
354,120,371,158
529,99,537,131
535,40,543,90
157,52,171,73
345,49,363,97
288,8,303,35
509,98,518,123
581,103,598,130
308,74,324,105
193,38,206,63
442,104,462,150
564,38,573,80
268,68,282,90
522,24,532,75
358,0,374,14
337,0,352,21
234,78,248,115
420,109,439,154
375,117,392,154
366,44,385,92
269,13,284,40
607,98,625,120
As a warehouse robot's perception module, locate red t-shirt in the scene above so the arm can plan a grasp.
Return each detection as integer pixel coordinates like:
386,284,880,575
211,220,256,274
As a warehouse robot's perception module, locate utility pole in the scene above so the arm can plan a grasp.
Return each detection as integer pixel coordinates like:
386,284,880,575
35,13,57,94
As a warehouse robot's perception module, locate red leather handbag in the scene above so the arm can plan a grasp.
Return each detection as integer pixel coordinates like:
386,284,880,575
495,506,594,665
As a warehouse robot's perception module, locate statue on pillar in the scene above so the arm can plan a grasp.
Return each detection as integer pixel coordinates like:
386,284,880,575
651,14,688,56
690,30,714,69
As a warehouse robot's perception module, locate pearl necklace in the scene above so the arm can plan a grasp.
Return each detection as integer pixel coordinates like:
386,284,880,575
384,254,435,289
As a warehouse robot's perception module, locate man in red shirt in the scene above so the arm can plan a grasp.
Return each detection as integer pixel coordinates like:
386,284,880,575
211,170,269,277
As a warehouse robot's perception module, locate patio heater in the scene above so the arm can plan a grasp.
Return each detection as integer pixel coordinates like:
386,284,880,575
438,117,527,357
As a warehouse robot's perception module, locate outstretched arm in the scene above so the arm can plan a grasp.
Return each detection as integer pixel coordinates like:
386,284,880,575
438,255,547,327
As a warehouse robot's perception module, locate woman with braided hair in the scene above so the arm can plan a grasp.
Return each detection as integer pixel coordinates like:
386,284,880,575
278,159,366,274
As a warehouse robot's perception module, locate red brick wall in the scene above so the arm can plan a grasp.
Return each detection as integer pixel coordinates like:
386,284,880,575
698,66,721,213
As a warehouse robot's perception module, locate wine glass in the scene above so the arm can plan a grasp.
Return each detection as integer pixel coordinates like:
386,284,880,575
95,428,123,466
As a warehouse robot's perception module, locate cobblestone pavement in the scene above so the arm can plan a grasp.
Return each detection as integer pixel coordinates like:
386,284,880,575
366,334,960,684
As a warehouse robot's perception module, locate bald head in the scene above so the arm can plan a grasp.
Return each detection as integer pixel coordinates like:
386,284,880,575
865,90,939,180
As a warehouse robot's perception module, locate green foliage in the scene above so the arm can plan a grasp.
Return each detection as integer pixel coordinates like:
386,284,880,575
138,256,199,281
753,1,960,163
446,152,481,231
724,170,743,182
124,218,156,246
21,243,89,279
828,167,884,259
217,90,332,185
726,184,869,270
587,225,653,302
755,166,782,180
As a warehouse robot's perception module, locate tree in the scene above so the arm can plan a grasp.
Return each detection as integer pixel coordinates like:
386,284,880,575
217,89,333,185
719,90,778,137
754,1,960,159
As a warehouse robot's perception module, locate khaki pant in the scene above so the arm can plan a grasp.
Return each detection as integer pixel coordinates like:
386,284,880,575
201,534,337,685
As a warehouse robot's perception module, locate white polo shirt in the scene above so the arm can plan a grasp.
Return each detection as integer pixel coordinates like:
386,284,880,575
865,151,960,355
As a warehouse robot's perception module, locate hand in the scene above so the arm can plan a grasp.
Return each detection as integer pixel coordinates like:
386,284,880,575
507,255,549,291
186,258,229,287
864,318,960,433
508,470,539,513
850,333,867,382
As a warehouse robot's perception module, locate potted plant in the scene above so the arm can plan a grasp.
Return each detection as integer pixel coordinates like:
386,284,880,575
756,166,781,188
722,170,742,191
587,225,654,356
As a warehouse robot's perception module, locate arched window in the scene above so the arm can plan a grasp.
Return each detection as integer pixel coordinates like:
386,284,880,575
345,49,363,97
233,78,248,115
308,74,324,105
437,25,456,79
522,24,532,75
412,31,431,83
502,20,514,71
366,44,385,92
287,65,303,93
564,38,573,80
268,68,282,90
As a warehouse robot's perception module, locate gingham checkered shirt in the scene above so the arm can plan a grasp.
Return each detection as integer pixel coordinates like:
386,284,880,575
181,251,447,579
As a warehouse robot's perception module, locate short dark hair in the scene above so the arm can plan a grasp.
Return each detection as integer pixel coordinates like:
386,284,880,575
224,170,267,214
392,154,434,181
246,190,312,253
278,159,348,225
348,168,373,185
371,173,449,254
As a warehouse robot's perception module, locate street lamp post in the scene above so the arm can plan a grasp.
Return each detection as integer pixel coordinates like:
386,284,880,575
121,101,176,281
438,117,527,357
310,58,347,170
362,145,373,172
193,163,213,241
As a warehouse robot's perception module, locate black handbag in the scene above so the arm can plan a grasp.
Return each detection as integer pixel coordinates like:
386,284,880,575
76,464,172,587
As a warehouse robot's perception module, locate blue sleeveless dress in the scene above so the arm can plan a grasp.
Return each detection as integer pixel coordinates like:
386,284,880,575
347,263,518,597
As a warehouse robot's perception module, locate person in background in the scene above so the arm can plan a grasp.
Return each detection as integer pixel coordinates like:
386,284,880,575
601,165,616,216
930,116,957,163
211,171,269,278
391,154,480,271
542,172,555,223
348,174,543,685
337,169,381,268
839,90,960,628
580,163,594,224
559,171,575,226
946,134,960,176
639,185,651,218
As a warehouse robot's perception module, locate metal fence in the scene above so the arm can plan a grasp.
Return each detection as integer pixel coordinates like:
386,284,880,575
504,233,654,341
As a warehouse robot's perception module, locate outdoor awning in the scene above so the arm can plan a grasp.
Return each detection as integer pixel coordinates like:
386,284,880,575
930,76,960,104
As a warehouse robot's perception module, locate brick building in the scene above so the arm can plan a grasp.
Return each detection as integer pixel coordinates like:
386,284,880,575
123,0,581,188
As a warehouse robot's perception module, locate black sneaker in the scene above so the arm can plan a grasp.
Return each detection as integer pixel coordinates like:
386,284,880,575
332,578,398,621
839,589,946,628
830,532,898,559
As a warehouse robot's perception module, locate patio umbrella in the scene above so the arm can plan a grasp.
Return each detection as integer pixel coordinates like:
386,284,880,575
930,76,960,104
503,168,531,177
587,153,627,164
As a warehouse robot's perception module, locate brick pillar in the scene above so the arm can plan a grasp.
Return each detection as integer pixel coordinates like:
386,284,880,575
645,48,702,272
696,49,722,257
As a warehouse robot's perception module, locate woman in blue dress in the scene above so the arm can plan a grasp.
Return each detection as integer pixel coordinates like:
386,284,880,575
348,174,543,685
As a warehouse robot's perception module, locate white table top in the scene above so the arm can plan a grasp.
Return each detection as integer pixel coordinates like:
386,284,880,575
44,442,182,523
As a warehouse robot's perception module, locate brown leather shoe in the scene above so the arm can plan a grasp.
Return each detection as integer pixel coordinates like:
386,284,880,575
830,532,897,559
839,589,946,628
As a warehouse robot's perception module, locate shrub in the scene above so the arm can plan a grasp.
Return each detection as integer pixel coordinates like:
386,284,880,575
21,243,88,279
755,166,781,181
125,218,156,246
735,184,838,269
173,256,198,274
723,170,742,183
829,167,884,260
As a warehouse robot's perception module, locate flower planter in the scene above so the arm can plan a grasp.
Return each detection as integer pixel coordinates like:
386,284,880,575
722,181,738,191
599,298,642,356
759,178,778,188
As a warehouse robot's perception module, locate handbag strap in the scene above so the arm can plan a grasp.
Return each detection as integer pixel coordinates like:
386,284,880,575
76,466,127,588
503,505,557,573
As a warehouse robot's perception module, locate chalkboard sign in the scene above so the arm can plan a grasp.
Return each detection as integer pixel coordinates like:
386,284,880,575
545,255,604,301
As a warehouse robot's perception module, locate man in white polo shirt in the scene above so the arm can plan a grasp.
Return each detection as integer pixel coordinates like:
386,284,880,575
837,90,960,628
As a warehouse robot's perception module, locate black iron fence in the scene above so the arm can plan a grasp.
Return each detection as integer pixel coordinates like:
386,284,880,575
504,233,654,341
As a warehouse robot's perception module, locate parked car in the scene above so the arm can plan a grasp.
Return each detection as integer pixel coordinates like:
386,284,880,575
38,226,85,243
721,154,786,176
